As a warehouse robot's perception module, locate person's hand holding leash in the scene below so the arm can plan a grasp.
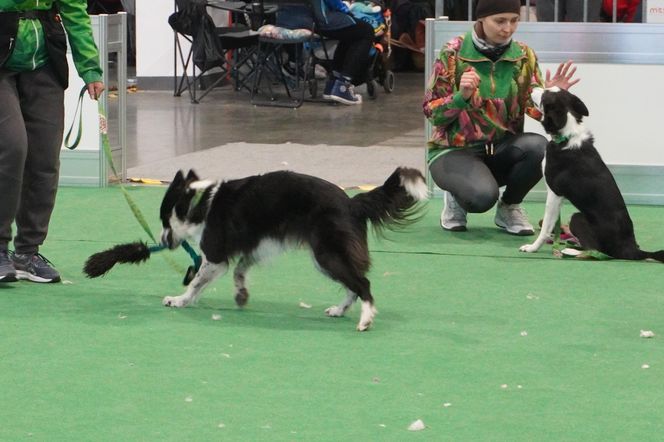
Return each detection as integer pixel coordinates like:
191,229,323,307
460,68,480,100
545,60,579,90
87,81,105,100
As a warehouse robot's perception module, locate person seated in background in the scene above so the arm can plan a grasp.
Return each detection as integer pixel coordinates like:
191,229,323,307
276,0,374,105
536,0,602,21
423,0,579,235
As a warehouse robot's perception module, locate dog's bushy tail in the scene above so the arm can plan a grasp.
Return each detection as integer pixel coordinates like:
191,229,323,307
351,167,428,234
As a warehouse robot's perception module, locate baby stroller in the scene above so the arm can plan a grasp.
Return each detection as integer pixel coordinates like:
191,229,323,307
308,1,395,99
350,0,395,97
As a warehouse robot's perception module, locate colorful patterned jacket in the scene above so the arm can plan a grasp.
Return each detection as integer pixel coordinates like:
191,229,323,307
423,32,544,164
0,0,102,84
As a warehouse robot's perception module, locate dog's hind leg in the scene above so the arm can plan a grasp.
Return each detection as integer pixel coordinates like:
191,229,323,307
569,212,601,251
325,281,375,332
316,251,376,331
572,212,648,260
344,277,376,332
233,256,253,307
325,289,357,318
163,259,228,307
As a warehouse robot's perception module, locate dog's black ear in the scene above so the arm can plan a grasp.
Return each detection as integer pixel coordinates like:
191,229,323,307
569,92,589,118
185,169,200,183
171,170,185,186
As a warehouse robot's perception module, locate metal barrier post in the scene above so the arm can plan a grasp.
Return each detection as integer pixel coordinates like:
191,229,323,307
95,13,128,185
97,14,109,186
434,0,443,18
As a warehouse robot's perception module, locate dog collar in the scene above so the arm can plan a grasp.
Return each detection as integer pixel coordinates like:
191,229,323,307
552,134,570,144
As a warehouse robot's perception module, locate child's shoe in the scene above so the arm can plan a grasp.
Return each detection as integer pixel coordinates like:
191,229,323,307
322,77,335,99
328,78,362,105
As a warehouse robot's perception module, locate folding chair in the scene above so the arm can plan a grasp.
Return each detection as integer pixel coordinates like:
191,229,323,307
170,0,259,103
87,0,124,14
249,0,316,108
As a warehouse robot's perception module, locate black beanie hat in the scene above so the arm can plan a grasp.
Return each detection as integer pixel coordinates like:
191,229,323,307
475,0,521,18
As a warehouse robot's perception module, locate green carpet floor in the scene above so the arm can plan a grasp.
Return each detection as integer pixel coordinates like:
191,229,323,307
2,186,664,441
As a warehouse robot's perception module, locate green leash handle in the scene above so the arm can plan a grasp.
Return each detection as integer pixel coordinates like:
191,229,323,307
63,86,86,150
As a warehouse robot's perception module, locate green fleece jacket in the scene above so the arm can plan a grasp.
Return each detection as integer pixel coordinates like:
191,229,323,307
423,32,544,164
0,0,102,84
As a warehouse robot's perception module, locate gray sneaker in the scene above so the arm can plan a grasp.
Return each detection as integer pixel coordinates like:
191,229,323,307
441,191,467,231
494,200,535,236
0,250,17,283
12,252,61,283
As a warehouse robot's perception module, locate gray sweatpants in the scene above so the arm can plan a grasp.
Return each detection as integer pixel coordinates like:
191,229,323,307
429,133,546,213
0,64,64,255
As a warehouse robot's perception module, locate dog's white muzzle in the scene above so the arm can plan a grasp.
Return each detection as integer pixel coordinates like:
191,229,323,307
160,229,181,249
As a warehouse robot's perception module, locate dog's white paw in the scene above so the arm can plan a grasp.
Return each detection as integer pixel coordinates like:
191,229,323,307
325,306,345,317
356,320,372,332
356,302,376,332
520,243,539,253
163,296,188,307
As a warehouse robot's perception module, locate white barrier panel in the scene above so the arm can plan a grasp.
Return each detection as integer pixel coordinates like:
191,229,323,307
647,0,664,23
59,13,127,187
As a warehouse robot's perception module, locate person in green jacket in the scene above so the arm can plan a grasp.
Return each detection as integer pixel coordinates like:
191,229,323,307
0,0,104,283
423,0,579,235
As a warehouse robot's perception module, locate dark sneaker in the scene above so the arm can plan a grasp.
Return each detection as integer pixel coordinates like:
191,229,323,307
0,250,17,283
322,77,335,100
12,253,61,283
328,79,362,105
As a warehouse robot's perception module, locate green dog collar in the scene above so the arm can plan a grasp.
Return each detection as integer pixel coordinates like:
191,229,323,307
552,134,570,144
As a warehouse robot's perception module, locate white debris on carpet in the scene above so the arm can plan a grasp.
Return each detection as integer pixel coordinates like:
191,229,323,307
408,419,426,431
640,330,655,338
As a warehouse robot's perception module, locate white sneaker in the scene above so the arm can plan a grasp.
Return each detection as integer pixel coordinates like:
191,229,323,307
440,191,467,231
494,200,534,236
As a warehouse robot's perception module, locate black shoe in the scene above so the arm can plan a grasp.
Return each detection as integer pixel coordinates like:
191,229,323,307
0,250,17,283
12,252,61,283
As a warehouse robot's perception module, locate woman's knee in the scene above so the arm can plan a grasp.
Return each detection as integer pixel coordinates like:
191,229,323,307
0,126,28,172
459,187,499,213
514,133,546,162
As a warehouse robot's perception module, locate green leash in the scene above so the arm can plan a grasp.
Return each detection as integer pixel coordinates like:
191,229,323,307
66,86,201,279
64,86,85,150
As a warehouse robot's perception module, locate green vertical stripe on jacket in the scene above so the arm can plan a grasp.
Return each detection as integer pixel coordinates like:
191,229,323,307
0,0,102,84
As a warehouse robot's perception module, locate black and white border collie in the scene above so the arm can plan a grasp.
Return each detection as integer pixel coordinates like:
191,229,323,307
520,87,664,262
159,168,429,331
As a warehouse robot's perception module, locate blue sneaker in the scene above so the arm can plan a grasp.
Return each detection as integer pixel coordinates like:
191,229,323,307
12,252,61,283
328,79,362,105
322,77,335,100
0,250,17,283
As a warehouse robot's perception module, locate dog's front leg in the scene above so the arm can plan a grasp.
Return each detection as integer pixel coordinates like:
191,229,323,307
520,188,563,253
163,259,228,307
233,256,252,307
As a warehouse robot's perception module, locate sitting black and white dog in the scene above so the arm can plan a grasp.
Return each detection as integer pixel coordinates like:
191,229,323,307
520,87,664,262
159,168,428,331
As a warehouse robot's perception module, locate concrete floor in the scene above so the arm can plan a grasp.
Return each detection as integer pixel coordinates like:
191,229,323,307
123,71,427,187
